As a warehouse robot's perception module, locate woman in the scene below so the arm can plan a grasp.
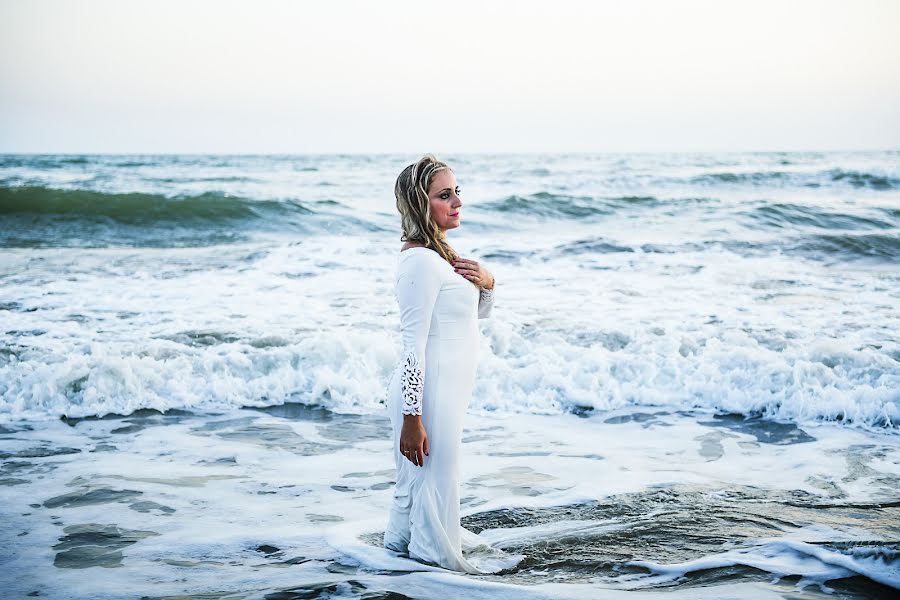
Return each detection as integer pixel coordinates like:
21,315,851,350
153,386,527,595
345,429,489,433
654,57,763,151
383,154,512,574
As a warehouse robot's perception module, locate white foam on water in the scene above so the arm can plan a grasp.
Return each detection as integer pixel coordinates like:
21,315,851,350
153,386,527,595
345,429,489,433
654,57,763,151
1,234,896,430
2,404,897,598
629,535,899,592
2,153,899,431
356,573,789,600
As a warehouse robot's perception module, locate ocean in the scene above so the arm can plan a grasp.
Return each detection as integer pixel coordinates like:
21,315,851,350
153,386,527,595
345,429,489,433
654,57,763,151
1,152,898,598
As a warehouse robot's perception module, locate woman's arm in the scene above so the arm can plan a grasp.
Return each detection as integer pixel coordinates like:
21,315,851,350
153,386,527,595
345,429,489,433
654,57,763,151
395,254,442,466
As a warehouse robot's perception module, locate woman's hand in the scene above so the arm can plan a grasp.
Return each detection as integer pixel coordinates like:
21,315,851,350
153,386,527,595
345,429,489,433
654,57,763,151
400,415,429,467
453,257,494,289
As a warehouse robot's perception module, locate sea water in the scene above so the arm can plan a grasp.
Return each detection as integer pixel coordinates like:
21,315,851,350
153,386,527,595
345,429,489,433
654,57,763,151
1,152,898,598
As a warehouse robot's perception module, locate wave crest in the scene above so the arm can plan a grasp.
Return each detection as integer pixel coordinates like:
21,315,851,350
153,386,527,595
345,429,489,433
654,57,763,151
0,185,381,247
0,185,313,223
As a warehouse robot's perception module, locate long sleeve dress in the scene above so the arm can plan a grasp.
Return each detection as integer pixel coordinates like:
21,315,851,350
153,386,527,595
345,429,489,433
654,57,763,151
382,246,501,574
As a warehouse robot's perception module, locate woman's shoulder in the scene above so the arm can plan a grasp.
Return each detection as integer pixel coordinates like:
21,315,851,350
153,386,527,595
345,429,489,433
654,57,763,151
396,245,446,277
398,244,440,261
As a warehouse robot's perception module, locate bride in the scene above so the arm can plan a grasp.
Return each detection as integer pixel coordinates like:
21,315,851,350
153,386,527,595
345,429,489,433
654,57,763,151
383,154,520,573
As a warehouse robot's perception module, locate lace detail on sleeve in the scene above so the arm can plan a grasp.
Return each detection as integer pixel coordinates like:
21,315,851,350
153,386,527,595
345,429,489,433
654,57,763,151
400,349,424,416
478,285,494,319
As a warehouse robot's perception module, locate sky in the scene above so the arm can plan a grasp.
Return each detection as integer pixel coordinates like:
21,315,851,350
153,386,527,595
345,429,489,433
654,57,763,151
1,0,899,154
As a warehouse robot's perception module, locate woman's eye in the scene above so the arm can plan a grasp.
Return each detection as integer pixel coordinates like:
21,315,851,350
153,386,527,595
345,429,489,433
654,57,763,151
440,193,450,199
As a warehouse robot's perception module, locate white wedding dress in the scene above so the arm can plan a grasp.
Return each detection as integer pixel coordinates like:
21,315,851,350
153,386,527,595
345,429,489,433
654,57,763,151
383,247,520,574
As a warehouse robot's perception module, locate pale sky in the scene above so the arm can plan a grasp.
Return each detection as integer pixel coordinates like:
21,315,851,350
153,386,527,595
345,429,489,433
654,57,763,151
1,0,898,153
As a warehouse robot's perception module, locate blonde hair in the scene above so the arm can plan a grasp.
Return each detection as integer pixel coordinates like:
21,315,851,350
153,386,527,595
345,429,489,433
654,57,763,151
394,153,459,264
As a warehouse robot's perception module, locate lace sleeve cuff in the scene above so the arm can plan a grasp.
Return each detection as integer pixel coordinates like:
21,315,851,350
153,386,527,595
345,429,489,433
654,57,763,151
400,349,424,416
479,286,494,304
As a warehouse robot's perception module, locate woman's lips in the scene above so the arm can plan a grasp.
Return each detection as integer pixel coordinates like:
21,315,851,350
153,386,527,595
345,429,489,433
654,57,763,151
450,212,459,216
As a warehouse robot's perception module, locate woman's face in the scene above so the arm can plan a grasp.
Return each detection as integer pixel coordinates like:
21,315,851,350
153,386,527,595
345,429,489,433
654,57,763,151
427,169,462,232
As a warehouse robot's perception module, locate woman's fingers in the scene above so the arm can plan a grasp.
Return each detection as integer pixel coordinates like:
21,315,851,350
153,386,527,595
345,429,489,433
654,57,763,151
454,259,484,282
399,446,422,466
418,440,426,465
402,446,427,466
400,430,429,466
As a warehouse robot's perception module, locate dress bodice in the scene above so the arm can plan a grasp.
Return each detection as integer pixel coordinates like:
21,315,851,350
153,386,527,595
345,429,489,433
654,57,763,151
394,248,494,416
